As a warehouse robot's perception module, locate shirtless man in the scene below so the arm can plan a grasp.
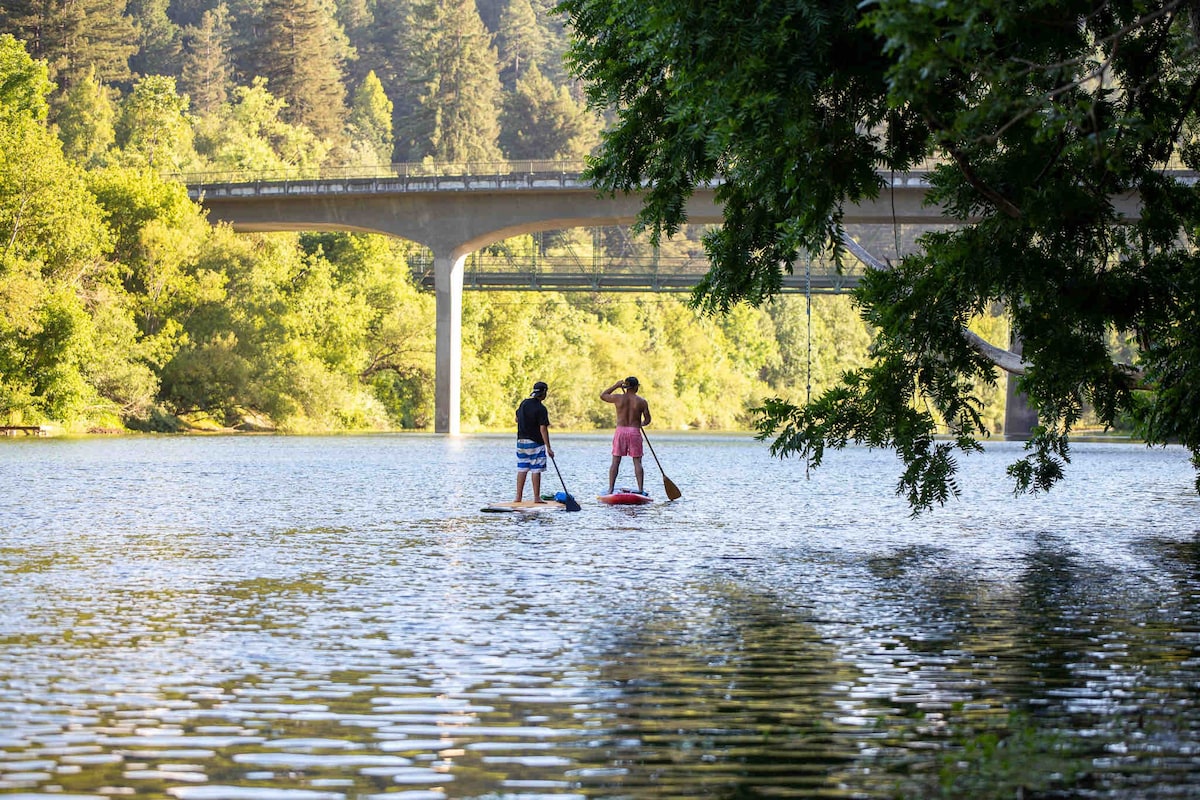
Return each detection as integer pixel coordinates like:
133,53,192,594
600,377,652,495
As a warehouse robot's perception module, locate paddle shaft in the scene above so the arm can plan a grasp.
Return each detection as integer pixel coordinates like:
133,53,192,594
549,454,582,511
640,428,681,500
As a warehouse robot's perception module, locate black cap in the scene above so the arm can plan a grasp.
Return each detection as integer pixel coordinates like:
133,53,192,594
530,381,548,397
624,376,639,389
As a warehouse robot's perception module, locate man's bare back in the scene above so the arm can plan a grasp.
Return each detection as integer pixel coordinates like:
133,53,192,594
601,377,652,494
601,378,651,428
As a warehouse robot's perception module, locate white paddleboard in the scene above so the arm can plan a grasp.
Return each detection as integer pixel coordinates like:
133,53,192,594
481,500,567,513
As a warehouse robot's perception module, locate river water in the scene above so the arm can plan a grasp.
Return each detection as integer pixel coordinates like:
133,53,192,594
1,433,1198,799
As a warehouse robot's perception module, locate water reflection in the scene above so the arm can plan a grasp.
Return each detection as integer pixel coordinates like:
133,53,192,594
577,586,856,798
1,434,1198,798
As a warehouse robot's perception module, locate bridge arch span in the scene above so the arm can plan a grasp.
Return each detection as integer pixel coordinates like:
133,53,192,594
197,185,726,257
196,181,731,433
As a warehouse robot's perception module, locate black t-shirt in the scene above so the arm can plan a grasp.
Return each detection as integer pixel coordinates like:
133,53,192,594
516,398,549,443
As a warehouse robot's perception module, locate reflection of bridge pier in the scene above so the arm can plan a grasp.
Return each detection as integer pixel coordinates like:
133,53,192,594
186,165,1049,435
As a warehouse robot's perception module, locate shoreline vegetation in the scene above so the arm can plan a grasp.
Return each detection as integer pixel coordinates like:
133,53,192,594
3,268,1130,441
5,421,1142,442
0,15,1140,455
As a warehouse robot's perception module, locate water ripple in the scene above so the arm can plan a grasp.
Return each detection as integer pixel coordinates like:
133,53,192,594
1,434,1198,798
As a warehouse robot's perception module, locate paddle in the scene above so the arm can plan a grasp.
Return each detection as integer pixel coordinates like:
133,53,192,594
641,428,681,500
549,454,582,511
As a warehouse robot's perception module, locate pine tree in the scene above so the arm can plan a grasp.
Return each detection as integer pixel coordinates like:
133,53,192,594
75,0,139,87
0,0,137,90
473,0,502,31
495,0,544,90
0,0,47,69
180,3,234,116
258,0,349,141
335,0,373,86
529,0,569,83
167,0,215,29
128,0,182,78
362,0,413,126
499,63,595,159
224,0,265,86
397,0,503,163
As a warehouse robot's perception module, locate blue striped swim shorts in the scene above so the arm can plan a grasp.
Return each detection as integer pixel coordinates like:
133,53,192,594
516,439,547,473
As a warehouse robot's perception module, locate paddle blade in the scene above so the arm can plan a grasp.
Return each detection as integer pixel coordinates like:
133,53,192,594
548,454,581,511
663,475,681,500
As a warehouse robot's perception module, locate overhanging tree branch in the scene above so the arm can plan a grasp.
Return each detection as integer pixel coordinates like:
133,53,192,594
840,232,1021,376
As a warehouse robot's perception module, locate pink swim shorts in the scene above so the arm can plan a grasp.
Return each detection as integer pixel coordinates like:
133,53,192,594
612,426,644,457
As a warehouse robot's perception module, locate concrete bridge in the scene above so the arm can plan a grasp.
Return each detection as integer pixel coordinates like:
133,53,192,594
186,161,945,435
191,161,1177,437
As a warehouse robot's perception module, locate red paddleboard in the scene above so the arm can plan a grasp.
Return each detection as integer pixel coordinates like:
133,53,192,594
597,490,653,506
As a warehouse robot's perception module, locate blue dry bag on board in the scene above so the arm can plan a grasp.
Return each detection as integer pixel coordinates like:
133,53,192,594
555,491,574,502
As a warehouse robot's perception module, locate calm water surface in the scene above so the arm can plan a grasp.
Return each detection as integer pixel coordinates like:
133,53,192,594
1,433,1198,799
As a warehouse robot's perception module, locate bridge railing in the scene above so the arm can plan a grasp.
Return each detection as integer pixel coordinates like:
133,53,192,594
172,155,1197,190
172,160,590,189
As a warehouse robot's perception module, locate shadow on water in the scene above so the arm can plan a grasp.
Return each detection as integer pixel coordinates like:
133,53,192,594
825,535,1200,798
570,584,854,798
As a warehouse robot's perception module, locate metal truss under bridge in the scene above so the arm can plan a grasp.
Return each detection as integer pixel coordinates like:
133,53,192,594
406,224,944,294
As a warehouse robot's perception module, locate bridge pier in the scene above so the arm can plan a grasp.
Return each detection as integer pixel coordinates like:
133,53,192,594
434,251,466,434
1003,332,1038,439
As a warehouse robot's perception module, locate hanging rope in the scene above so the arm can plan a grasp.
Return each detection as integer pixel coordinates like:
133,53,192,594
804,255,813,480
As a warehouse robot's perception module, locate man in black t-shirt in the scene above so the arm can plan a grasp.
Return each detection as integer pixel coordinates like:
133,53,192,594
515,381,555,503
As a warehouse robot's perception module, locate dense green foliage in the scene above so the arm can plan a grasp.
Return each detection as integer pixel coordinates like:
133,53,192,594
397,0,504,162
0,0,592,165
0,3,1016,439
256,0,348,141
0,24,899,435
561,0,1200,508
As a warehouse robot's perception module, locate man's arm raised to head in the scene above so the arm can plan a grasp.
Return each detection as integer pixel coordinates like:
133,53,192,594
601,380,625,402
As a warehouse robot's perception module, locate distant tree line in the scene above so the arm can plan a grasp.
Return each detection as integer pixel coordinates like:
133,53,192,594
0,0,599,167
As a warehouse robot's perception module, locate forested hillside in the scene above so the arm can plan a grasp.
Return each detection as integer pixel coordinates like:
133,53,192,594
0,2,1010,434
1,0,597,166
